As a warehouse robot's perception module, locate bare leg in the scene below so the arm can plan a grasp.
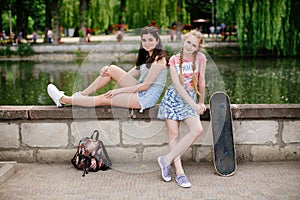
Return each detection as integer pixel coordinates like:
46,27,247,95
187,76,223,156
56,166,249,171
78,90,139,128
164,116,203,165
166,119,185,175
81,65,138,96
61,91,141,108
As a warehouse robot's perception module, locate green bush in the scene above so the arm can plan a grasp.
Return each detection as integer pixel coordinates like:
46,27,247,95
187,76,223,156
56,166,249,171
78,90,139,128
0,46,13,57
17,44,34,57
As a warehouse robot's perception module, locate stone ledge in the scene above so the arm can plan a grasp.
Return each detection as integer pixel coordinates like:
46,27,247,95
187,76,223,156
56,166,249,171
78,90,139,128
1,104,300,120
232,104,300,119
0,106,29,119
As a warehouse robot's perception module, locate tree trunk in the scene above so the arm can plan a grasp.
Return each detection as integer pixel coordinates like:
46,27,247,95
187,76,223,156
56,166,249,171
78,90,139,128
0,9,3,32
79,0,87,43
52,0,59,44
15,0,29,40
44,0,53,43
119,0,126,23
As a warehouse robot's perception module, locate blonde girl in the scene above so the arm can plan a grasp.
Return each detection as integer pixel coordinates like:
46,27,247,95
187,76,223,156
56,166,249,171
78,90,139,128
157,30,207,188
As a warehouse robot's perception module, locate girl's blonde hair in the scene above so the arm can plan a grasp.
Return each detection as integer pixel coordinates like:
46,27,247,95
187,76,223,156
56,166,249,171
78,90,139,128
179,30,205,96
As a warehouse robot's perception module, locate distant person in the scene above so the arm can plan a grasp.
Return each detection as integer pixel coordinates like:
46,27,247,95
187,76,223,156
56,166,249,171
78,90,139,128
10,32,15,45
169,26,176,42
47,28,53,44
86,28,92,42
116,27,124,43
86,32,91,42
1,30,6,40
17,32,22,44
221,23,226,35
209,26,215,38
216,26,221,37
33,31,37,43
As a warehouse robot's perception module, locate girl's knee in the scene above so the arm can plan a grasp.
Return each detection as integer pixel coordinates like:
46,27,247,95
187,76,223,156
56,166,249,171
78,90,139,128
108,65,119,71
194,125,203,139
168,130,179,141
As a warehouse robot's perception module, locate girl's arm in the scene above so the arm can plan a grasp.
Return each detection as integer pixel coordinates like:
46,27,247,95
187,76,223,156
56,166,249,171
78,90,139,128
198,61,206,104
169,65,200,113
105,57,167,97
197,61,207,115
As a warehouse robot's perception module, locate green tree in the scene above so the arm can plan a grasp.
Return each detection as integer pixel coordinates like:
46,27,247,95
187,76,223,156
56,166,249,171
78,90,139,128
15,0,33,37
31,0,46,32
59,0,79,36
216,0,300,56
0,0,13,32
125,0,190,29
79,0,89,42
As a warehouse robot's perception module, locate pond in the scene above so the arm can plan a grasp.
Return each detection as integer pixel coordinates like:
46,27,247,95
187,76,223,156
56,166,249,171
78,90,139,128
0,57,299,105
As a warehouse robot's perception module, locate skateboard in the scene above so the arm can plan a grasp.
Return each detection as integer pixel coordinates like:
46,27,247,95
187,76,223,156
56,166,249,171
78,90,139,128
210,92,236,176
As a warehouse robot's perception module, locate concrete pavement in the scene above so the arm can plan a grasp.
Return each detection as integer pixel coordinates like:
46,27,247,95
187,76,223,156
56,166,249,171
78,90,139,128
0,161,299,200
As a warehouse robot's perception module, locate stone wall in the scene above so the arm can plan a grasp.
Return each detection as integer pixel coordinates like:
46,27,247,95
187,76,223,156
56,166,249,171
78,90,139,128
0,104,299,164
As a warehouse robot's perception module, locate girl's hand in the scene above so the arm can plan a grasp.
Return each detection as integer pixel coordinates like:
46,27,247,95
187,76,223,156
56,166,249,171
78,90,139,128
197,103,206,115
100,66,109,77
104,89,122,98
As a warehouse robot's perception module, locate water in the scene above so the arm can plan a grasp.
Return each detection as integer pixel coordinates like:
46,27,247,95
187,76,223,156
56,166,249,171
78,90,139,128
0,57,299,105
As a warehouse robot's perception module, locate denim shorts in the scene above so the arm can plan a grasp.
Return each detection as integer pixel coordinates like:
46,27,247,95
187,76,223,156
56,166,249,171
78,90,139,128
137,84,163,112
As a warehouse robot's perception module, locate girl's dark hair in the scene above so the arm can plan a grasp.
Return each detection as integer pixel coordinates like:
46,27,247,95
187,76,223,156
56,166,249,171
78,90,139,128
136,26,168,67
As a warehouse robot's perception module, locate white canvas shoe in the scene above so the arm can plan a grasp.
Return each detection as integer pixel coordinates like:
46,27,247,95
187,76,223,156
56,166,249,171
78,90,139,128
157,156,171,182
47,84,65,108
175,174,191,188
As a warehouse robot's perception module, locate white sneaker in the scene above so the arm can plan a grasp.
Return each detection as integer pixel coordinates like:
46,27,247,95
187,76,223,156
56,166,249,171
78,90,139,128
175,174,192,188
157,156,171,182
47,84,65,108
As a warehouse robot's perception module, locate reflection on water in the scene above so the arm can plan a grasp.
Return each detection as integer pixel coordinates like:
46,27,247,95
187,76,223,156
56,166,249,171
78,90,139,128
213,57,300,104
0,57,299,105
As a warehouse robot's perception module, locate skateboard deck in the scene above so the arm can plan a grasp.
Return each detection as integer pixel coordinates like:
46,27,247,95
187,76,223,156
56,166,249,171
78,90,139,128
210,92,236,176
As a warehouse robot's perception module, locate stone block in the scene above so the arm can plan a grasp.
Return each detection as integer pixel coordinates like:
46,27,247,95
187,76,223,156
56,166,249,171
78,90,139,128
181,147,193,162
21,123,68,147
36,149,75,163
282,121,300,143
71,121,120,146
195,146,213,162
234,121,277,144
0,123,19,148
142,146,170,162
194,121,212,145
106,147,140,163
122,120,168,145
0,150,34,162
251,145,300,161
235,145,252,161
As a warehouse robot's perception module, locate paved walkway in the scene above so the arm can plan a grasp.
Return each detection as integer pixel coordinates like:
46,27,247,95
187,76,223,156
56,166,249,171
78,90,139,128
0,161,299,200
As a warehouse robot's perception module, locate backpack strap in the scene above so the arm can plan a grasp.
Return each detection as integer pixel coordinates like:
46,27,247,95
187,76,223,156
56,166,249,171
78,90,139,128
90,130,99,141
82,159,89,177
100,140,112,167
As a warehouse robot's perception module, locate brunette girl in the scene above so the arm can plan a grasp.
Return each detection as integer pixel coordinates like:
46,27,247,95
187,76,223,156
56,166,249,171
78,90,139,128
47,27,168,111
